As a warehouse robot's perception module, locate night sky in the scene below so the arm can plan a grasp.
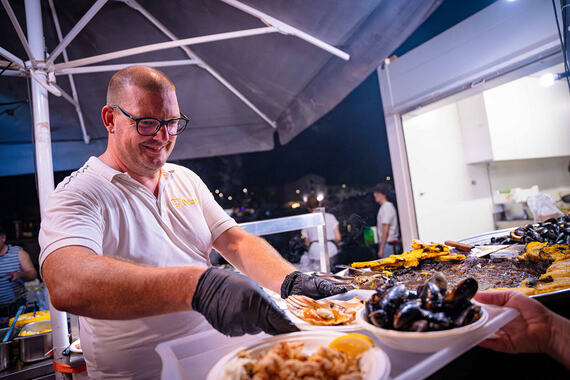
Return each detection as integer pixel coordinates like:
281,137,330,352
0,0,499,229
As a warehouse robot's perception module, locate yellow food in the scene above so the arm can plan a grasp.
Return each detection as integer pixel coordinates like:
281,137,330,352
18,328,52,337
9,310,50,327
352,240,458,271
328,333,374,359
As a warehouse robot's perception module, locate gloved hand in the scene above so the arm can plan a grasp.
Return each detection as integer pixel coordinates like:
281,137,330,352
281,271,348,299
192,267,299,336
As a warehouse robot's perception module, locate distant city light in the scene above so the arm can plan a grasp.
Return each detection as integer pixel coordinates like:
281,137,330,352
291,202,301,209
265,211,270,216
295,189,301,194
215,189,220,194
219,193,223,198
341,184,346,189
316,193,324,202
386,176,391,181
242,188,248,193
241,206,245,211
228,196,233,200
302,195,308,202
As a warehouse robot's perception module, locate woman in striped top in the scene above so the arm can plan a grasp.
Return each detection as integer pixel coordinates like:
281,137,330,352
0,227,37,317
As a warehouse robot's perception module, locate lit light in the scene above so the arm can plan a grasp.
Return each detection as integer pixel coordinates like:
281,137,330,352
505,0,517,2
215,189,219,194
242,188,248,193
241,206,245,211
295,189,301,194
265,211,270,216
386,176,391,181
316,193,324,202
302,195,308,202
341,184,346,189
540,73,555,87
291,202,301,209
219,193,223,198
228,196,233,200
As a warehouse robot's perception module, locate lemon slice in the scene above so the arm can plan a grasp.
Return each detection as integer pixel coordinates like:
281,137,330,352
328,333,374,359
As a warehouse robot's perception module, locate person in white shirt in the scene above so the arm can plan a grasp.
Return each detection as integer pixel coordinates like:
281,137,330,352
299,195,342,272
373,183,399,258
39,66,345,379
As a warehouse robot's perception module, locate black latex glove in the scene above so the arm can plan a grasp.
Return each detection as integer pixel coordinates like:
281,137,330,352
280,271,348,299
192,267,300,336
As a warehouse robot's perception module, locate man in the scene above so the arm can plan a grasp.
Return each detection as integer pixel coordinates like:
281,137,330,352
39,66,344,379
373,183,399,258
0,226,37,315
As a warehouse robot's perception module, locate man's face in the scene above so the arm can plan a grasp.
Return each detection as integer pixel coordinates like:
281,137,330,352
373,191,386,204
110,86,180,176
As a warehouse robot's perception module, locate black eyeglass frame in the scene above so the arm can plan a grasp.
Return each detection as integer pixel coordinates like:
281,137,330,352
110,105,189,136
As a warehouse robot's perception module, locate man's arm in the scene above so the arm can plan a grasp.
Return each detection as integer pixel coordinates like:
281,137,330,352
42,246,205,320
214,226,297,293
10,249,38,282
378,224,389,258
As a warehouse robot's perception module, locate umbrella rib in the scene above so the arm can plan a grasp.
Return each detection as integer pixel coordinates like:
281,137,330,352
119,0,276,128
1,0,34,62
221,0,350,61
46,0,108,67
53,27,277,71
0,46,25,69
55,60,199,75
47,0,90,144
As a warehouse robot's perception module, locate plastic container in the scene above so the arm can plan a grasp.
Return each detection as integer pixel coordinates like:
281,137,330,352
155,299,518,380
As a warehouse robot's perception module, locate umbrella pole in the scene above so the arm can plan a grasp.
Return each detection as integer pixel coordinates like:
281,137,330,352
24,0,71,378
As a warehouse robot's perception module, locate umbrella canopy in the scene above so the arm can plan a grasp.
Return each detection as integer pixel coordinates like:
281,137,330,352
0,0,441,176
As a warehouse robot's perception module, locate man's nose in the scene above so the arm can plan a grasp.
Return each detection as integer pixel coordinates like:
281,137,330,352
154,123,170,141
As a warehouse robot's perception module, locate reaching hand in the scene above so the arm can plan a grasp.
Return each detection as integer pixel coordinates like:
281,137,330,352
281,271,348,300
474,290,552,354
192,267,299,336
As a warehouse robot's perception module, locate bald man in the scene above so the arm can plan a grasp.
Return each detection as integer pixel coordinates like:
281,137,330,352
39,66,344,379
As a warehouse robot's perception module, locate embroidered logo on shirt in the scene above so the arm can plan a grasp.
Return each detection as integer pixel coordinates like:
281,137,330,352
171,197,199,207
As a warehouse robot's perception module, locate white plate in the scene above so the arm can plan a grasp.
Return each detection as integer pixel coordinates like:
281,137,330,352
206,331,390,380
69,339,82,353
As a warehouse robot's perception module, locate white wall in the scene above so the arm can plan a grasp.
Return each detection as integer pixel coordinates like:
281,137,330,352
483,64,570,160
403,104,495,242
489,156,570,202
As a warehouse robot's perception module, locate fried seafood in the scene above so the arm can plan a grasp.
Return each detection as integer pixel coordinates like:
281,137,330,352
351,240,465,271
229,341,362,380
286,295,365,326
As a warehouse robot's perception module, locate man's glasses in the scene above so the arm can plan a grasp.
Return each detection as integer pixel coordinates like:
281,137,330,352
111,105,189,136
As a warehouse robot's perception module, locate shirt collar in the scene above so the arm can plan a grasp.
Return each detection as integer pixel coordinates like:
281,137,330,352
87,156,175,184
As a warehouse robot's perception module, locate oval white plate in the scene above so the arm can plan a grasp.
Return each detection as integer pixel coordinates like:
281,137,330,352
207,331,390,380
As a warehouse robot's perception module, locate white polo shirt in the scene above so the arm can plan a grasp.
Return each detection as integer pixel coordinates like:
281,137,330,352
39,157,237,379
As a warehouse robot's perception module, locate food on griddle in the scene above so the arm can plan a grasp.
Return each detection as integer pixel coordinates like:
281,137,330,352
490,215,570,245
225,340,363,379
351,240,465,271
364,275,482,332
348,238,570,296
285,295,364,326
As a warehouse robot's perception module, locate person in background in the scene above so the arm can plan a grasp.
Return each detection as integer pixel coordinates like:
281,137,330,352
373,183,400,258
300,195,342,272
0,226,37,318
39,66,345,379
475,290,569,369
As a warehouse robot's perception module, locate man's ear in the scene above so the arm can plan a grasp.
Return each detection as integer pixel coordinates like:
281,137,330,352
101,105,116,134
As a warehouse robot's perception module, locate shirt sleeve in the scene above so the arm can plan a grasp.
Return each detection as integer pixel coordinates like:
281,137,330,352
193,175,237,241
39,189,104,270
